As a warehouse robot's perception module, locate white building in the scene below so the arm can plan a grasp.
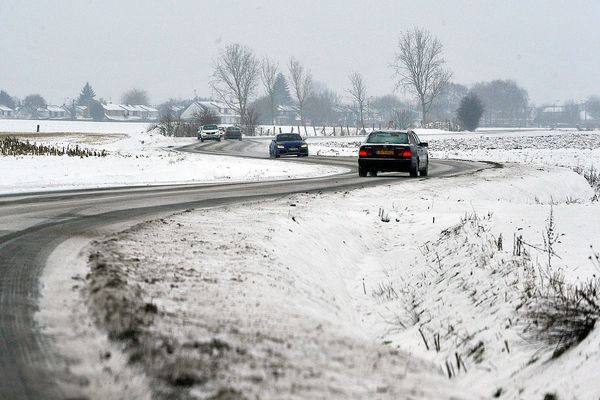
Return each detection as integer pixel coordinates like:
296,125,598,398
180,101,240,125
47,105,68,119
102,104,159,121
102,104,128,120
0,105,14,118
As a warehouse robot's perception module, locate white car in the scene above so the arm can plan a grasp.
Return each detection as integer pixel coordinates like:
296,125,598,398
198,124,222,142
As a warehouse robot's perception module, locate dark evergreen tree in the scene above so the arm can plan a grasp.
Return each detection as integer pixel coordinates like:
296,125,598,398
89,100,105,121
77,82,96,106
457,92,484,131
0,90,16,109
273,73,291,106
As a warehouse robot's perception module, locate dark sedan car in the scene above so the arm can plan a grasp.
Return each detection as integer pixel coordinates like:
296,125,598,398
358,130,428,177
224,126,242,140
269,133,309,157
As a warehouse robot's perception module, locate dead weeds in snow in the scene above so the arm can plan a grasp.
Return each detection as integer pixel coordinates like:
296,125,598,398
393,207,600,395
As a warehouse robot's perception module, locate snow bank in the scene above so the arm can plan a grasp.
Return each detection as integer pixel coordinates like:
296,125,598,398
60,163,600,399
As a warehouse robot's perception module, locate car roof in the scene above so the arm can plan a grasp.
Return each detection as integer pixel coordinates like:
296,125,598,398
369,130,411,134
276,133,301,137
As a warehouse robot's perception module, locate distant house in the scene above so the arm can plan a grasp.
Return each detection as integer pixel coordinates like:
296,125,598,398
103,103,128,121
102,103,159,121
139,105,159,121
180,101,240,125
119,104,142,120
36,107,50,119
75,105,91,120
0,105,14,118
47,105,68,119
274,105,300,125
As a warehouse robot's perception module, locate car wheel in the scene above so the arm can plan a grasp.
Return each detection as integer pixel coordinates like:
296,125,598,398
369,170,378,177
409,160,419,177
358,165,367,177
420,160,429,177
200,137,204,142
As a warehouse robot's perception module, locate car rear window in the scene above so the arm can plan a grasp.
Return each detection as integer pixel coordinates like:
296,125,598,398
204,124,218,130
366,131,409,144
227,127,241,132
277,134,302,142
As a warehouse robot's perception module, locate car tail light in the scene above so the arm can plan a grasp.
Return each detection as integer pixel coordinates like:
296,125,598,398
358,148,368,157
401,149,412,157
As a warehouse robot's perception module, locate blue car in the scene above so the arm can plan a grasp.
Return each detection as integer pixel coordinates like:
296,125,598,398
269,133,309,158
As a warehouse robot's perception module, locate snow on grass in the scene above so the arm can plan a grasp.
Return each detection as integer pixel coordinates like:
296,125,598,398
0,119,152,135
0,122,348,194
307,129,600,172
76,163,600,399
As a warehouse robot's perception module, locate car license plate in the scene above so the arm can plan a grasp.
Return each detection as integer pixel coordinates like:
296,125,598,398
377,150,394,155
289,147,297,151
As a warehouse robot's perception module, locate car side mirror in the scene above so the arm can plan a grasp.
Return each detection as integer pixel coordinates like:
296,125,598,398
420,142,428,147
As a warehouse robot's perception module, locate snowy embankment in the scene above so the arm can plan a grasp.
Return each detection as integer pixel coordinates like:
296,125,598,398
0,120,347,194
55,162,600,399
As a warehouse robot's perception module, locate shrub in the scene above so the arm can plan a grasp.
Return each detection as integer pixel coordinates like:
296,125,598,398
573,164,600,200
0,137,107,157
525,271,599,357
457,93,484,131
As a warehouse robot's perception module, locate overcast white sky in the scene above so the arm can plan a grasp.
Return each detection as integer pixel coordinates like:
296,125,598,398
1,0,599,105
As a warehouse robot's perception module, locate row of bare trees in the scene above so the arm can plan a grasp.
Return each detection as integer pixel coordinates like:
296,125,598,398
209,27,456,133
210,44,318,134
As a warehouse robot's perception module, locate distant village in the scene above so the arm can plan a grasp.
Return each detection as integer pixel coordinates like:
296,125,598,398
1,79,599,131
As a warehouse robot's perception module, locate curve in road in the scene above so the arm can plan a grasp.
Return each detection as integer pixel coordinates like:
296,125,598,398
0,138,492,399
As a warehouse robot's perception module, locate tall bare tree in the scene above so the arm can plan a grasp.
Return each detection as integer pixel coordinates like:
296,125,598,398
347,72,368,131
211,43,260,134
288,58,312,128
392,27,452,125
261,58,278,125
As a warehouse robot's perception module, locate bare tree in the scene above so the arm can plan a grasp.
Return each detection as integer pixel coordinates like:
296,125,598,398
347,72,368,131
392,27,452,125
392,109,414,129
122,88,149,105
261,58,278,125
288,58,312,128
210,43,260,134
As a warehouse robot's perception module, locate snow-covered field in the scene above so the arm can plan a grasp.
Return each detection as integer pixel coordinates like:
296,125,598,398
0,120,347,194
308,129,600,170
